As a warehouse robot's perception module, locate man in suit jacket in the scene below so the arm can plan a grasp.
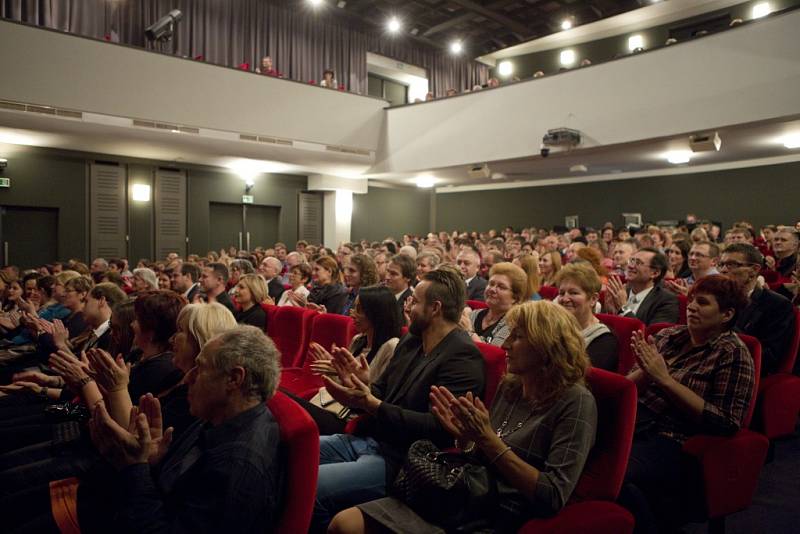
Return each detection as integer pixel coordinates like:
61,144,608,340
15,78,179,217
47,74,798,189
201,263,237,314
312,269,485,530
458,249,487,301
605,247,679,325
385,254,416,320
259,257,286,302
89,326,284,533
720,244,795,375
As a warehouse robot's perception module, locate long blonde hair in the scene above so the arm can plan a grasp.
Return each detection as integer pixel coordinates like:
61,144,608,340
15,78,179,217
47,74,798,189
503,301,588,406
178,302,237,348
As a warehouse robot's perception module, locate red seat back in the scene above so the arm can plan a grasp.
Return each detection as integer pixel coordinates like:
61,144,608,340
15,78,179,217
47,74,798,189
778,308,800,374
595,313,645,374
466,299,488,310
736,334,761,428
645,322,675,338
573,368,637,501
475,341,506,408
267,306,315,367
267,391,320,534
677,294,688,324
539,286,558,301
303,313,355,370
261,303,278,331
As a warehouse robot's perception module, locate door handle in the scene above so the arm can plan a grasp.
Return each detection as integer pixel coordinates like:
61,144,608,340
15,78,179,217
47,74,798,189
246,232,251,251
3,242,7,264
238,232,243,251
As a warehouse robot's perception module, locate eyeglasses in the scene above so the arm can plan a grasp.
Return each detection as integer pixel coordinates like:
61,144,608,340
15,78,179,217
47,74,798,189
718,261,756,270
688,251,710,258
627,258,651,268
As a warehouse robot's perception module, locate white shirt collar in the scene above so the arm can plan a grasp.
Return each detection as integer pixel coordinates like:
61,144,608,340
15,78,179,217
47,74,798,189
395,288,409,301
182,282,198,298
93,319,110,340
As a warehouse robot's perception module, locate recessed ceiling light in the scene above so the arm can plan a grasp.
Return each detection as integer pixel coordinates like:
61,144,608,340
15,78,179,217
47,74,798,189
628,34,644,51
498,60,513,76
450,41,463,54
308,0,323,7
782,133,800,149
415,175,436,188
752,2,772,19
561,19,573,31
387,17,401,33
665,150,693,164
559,49,576,66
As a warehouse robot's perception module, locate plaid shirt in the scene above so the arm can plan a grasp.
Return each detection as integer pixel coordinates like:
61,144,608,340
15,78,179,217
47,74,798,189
634,325,755,444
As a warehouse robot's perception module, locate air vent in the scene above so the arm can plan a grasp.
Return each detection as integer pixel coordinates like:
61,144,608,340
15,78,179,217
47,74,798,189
325,145,371,157
133,120,199,134
239,134,293,146
0,100,83,119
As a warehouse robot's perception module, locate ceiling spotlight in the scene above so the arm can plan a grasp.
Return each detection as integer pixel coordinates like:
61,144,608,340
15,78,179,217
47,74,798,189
559,49,576,66
387,17,401,33
415,175,436,188
665,150,693,164
450,41,463,54
752,2,772,19
308,0,324,7
498,60,513,76
561,19,573,30
628,34,644,52
782,133,800,149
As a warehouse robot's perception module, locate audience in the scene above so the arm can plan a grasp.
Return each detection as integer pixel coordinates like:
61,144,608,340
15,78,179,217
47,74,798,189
342,254,379,316
278,262,312,306
234,273,270,329
200,263,236,314
384,254,415,318
457,248,487,301
770,228,799,278
463,262,528,346
307,256,348,315
538,250,562,286
605,247,679,325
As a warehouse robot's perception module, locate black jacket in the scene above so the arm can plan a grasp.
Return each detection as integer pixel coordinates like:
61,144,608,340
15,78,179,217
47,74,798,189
622,284,680,325
736,287,794,375
465,276,488,302
267,278,286,303
308,283,348,315
212,290,237,315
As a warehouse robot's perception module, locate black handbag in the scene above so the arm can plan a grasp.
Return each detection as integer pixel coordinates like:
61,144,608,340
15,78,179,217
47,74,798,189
391,439,498,532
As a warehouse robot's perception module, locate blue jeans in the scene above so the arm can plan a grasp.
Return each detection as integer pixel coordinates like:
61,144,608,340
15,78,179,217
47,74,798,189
312,434,387,532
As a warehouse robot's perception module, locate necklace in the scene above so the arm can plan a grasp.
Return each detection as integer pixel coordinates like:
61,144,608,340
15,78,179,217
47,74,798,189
495,397,536,439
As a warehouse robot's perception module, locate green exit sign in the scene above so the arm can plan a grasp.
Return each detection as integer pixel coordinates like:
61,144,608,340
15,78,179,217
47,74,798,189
0,177,10,188
242,194,254,204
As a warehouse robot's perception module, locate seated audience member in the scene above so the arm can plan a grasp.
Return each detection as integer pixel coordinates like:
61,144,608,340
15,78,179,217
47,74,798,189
234,273,270,330
556,263,619,371
514,254,542,300
304,286,403,435
538,250,562,287
457,249,486,301
575,247,609,286
228,259,255,295
667,241,720,295
278,263,312,306
200,263,236,313
320,68,338,88
768,228,799,278
605,248,679,325
280,251,304,285
311,269,485,530
330,301,597,534
611,240,636,276
718,244,794,375
480,250,504,279
372,251,390,281
464,263,529,346
132,267,158,293
305,256,348,314
342,255,379,316
157,271,171,290
258,257,287,302
398,245,417,260
60,326,284,533
257,55,282,77
666,240,692,279
619,276,755,533
171,263,202,302
384,254,415,317
90,258,109,275
775,262,800,305
415,252,440,283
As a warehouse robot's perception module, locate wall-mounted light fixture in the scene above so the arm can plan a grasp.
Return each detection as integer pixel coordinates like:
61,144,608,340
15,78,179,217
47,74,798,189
132,183,152,202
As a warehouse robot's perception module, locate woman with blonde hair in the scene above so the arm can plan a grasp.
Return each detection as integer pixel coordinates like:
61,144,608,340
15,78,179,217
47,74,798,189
331,300,597,533
513,253,542,301
233,273,269,329
463,262,529,346
538,250,562,287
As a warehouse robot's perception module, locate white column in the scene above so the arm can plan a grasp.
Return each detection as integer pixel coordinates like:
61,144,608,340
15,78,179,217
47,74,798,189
322,189,352,249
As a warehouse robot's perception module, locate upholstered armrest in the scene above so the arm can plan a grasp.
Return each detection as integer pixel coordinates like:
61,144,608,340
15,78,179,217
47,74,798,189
518,501,634,534
756,374,800,438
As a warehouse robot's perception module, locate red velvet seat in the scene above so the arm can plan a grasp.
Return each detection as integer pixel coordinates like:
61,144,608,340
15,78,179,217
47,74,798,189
538,286,558,301
595,313,645,374
467,299,488,310
474,341,506,408
267,306,315,368
755,308,800,439
519,368,637,534
261,303,278,331
677,294,688,324
267,391,320,534
280,313,355,399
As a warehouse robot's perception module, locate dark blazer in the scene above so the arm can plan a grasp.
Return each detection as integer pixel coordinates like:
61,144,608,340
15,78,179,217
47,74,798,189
213,290,237,315
267,278,286,303
185,283,201,304
308,283,348,315
395,287,413,321
736,287,794,375
236,304,268,331
622,284,680,325
465,276,488,302
367,328,485,477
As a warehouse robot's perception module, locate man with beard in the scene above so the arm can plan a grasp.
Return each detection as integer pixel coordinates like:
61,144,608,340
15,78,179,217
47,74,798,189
311,268,485,532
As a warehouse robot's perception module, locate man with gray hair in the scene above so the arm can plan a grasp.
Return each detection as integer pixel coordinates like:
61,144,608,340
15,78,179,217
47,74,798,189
259,256,286,302
89,325,285,532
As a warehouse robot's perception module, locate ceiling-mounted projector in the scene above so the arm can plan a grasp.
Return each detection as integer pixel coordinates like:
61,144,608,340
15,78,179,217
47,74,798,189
690,131,722,152
541,128,581,157
468,163,491,179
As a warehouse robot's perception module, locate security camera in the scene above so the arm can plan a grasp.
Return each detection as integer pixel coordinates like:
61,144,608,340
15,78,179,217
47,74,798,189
540,147,550,158
145,9,182,42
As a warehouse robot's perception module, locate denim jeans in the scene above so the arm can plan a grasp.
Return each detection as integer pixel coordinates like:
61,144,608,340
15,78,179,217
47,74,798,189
312,434,387,532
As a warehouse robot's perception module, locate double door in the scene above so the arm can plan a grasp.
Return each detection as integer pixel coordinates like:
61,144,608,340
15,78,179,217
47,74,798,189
209,202,279,252
0,206,59,269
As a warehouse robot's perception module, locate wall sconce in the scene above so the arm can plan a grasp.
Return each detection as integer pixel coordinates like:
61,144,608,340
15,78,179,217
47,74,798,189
132,183,152,202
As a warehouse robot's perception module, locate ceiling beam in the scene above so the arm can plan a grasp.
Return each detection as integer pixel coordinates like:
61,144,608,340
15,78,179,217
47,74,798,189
424,0,530,38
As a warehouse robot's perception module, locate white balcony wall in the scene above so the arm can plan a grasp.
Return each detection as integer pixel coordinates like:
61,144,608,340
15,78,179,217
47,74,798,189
0,20,386,151
370,10,800,174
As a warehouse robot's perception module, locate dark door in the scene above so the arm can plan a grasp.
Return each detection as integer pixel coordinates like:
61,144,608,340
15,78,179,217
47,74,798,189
245,204,280,251
0,206,59,269
208,202,245,253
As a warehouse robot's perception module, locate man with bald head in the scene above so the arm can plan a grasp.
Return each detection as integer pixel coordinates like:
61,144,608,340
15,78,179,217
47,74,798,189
259,256,286,302
457,249,486,301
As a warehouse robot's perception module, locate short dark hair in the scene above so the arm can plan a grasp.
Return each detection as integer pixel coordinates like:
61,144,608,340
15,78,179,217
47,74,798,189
108,258,126,271
640,247,668,285
689,275,747,327
390,254,416,282
207,262,229,284
89,282,128,307
383,240,398,254
181,263,201,282
421,268,465,323
723,243,764,266
134,290,187,346
693,240,720,258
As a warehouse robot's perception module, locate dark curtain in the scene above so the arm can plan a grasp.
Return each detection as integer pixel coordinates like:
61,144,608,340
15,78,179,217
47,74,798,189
1,0,488,96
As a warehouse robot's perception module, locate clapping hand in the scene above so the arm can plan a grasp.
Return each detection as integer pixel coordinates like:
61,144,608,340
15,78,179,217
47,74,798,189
631,330,671,386
287,290,306,307
322,371,378,413
605,275,627,313
431,386,493,445
308,341,336,376
137,393,174,465
51,319,70,351
48,349,93,391
89,402,151,470
306,302,326,313
330,344,370,385
86,348,130,393
664,278,689,296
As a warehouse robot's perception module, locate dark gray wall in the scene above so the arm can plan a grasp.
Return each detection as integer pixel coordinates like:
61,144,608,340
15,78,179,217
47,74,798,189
127,164,154,264
435,161,800,232
0,145,87,261
351,186,431,242
187,169,307,255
